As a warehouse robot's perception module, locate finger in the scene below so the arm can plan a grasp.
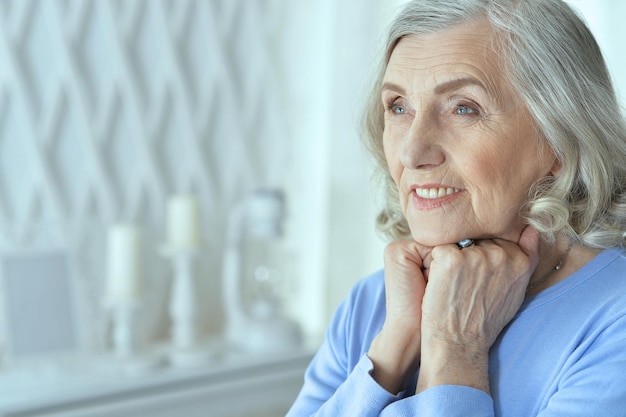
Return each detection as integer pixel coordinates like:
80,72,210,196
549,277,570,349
384,240,424,268
383,241,427,285
422,239,472,273
517,225,540,268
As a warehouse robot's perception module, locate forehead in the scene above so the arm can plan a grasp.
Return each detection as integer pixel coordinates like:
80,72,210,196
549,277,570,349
384,20,510,97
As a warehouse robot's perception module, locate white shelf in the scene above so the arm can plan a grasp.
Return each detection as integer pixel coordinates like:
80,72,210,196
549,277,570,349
0,346,314,417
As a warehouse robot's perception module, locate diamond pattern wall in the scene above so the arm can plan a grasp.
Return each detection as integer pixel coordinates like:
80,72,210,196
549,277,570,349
0,0,303,354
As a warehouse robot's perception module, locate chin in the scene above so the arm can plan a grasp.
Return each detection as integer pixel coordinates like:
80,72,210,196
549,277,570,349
409,224,525,247
410,230,461,248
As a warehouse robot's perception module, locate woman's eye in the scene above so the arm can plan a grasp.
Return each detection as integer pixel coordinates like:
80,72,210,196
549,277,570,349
386,100,407,115
454,104,477,115
391,104,407,114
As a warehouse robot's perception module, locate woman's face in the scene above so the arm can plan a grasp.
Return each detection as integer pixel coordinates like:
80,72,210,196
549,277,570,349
382,21,556,246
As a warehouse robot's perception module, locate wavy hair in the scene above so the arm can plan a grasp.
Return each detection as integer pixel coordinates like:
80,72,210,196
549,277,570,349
362,0,626,248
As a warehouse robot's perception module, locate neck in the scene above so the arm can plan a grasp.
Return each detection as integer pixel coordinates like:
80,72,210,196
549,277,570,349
526,235,571,295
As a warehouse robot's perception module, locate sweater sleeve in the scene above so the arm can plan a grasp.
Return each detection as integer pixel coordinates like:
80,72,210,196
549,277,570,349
285,275,495,417
285,353,401,417
288,350,494,417
285,279,401,417
380,386,493,417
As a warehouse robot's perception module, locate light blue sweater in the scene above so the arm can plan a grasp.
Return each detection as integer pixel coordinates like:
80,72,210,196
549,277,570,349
287,248,626,416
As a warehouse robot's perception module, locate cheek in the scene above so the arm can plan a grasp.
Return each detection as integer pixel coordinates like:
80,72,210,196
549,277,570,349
461,143,524,202
472,147,549,214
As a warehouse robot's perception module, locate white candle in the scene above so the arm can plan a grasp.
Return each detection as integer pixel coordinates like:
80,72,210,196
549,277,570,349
106,224,142,301
167,194,200,249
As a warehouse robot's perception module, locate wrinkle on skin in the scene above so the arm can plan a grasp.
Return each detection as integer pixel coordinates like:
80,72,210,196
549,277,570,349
382,21,557,247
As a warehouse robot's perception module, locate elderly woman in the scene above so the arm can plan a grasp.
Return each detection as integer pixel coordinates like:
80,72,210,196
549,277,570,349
286,0,626,416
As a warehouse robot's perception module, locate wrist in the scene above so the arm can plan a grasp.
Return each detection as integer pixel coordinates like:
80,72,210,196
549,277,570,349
368,326,421,394
417,336,490,395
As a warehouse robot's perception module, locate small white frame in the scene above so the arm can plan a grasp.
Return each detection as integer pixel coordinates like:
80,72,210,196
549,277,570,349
0,249,82,370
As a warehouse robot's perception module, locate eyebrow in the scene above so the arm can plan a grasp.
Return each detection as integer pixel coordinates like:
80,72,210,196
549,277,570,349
381,77,489,96
434,77,489,95
381,81,407,96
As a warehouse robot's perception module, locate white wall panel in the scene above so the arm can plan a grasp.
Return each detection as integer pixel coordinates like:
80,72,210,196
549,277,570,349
0,0,339,357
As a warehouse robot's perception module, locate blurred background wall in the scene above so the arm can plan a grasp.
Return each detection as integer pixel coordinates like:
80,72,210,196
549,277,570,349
0,0,399,360
0,0,623,388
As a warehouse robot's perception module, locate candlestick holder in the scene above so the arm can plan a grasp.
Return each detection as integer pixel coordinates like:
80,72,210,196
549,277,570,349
102,298,161,375
160,246,212,367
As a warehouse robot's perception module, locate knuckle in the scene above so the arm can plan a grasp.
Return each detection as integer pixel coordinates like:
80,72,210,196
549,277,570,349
492,248,508,264
384,241,415,262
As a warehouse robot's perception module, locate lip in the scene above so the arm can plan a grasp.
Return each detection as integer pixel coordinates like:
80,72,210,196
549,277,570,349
410,184,464,210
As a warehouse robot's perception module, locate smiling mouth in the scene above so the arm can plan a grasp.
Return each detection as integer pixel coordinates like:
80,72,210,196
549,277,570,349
414,187,461,199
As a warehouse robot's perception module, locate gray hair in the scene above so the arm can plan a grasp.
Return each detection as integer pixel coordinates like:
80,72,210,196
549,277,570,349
362,0,626,249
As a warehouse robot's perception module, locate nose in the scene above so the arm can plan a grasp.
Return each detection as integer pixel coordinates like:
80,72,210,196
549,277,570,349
399,113,445,169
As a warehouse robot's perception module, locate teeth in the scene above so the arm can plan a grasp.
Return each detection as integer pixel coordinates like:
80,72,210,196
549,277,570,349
415,187,460,199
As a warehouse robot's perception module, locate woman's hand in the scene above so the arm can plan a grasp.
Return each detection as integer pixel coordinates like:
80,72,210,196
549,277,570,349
368,240,429,394
416,226,540,394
